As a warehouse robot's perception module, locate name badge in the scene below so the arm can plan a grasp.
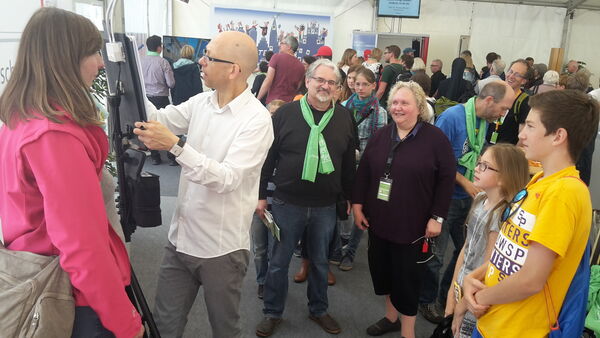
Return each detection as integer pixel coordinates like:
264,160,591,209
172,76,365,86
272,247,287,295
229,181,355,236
377,177,393,201
490,131,499,144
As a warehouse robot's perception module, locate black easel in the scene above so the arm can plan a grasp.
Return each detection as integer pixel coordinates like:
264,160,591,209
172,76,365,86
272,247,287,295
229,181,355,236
107,87,161,338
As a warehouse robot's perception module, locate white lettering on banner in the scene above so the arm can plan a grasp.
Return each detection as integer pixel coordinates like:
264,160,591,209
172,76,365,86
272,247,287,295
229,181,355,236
489,206,536,279
493,232,528,266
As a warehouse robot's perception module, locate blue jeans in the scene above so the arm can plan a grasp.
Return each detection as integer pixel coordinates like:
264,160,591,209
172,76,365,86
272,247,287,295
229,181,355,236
263,198,337,318
300,216,343,261
71,306,115,337
251,213,273,285
343,214,364,259
420,197,472,305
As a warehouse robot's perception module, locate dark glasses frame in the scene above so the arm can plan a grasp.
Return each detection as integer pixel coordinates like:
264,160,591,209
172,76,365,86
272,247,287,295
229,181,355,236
476,161,499,173
202,49,235,65
202,49,241,73
502,188,528,222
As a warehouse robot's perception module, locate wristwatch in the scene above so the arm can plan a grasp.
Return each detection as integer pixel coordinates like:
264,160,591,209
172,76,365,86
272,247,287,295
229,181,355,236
431,214,445,224
168,137,186,157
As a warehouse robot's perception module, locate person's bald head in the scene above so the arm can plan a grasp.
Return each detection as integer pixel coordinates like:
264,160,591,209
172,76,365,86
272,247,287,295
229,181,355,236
477,80,515,122
205,31,258,80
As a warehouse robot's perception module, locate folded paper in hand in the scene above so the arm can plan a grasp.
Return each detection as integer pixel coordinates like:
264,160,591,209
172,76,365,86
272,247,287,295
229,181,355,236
262,210,280,241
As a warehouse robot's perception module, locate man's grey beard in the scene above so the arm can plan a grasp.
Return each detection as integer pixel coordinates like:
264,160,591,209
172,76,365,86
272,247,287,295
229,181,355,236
315,91,331,103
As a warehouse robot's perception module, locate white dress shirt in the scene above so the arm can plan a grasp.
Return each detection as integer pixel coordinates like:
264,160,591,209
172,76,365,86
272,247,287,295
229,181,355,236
145,87,274,258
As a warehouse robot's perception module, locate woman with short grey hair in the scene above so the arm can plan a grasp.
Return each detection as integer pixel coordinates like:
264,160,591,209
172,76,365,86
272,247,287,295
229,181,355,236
529,70,559,95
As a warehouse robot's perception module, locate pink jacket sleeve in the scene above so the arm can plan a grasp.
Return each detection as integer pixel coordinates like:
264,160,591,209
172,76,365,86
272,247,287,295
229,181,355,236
21,131,142,338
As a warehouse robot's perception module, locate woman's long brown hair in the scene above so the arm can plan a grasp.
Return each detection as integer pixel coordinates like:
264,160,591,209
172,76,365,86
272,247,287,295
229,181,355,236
0,7,103,128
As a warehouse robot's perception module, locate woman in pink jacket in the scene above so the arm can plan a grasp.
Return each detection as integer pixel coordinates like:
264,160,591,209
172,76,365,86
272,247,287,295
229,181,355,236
0,8,143,338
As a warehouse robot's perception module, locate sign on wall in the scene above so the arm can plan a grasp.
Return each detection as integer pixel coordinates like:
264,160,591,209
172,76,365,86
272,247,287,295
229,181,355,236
212,7,332,61
0,1,40,94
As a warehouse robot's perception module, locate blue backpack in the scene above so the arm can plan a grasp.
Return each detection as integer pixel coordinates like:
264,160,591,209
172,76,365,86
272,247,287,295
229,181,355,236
548,243,591,337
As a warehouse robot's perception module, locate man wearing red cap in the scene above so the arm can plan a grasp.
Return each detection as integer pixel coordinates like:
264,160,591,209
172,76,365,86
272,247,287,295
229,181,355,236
314,46,333,60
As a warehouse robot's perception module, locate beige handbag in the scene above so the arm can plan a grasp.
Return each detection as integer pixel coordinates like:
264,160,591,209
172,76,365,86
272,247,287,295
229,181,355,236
0,243,74,338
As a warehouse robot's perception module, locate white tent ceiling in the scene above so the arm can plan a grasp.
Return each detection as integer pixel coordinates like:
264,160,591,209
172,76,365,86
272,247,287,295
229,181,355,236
461,0,600,11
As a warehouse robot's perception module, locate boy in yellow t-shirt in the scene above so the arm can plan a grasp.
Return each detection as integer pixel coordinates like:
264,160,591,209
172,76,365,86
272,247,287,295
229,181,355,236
462,90,599,337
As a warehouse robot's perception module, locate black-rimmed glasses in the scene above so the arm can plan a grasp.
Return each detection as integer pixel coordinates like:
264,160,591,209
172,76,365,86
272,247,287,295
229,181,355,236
502,189,528,222
202,49,236,66
476,161,499,173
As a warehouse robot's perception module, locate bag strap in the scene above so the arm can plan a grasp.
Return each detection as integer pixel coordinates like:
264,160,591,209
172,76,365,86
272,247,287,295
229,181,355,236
513,92,529,122
356,107,375,126
543,283,561,333
541,175,588,335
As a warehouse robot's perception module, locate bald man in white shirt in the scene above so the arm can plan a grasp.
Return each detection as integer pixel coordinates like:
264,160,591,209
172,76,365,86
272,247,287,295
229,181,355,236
134,31,274,338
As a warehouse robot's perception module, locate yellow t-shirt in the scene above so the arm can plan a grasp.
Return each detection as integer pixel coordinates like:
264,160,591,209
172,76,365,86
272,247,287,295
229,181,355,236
477,166,591,337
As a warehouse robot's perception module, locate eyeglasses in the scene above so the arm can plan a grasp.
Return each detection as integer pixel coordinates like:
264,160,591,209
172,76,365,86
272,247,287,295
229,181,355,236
476,161,499,173
507,69,526,79
501,189,528,222
310,76,338,87
202,49,237,65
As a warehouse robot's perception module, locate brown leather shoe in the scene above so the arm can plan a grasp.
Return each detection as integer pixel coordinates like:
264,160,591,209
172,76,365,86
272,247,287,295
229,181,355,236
256,317,282,337
294,258,309,283
309,313,341,334
328,269,336,286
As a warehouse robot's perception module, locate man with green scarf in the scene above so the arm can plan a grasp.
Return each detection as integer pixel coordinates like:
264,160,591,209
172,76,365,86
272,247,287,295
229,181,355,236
141,35,175,165
418,80,515,324
256,59,356,337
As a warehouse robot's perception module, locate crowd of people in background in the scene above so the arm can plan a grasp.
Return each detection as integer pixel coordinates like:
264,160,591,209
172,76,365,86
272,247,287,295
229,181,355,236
244,39,600,338
133,34,600,337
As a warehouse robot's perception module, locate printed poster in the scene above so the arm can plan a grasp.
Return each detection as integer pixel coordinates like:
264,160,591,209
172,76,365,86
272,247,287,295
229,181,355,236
213,7,333,61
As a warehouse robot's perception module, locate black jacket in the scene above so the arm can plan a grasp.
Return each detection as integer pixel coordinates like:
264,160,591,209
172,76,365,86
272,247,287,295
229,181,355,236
171,63,203,105
259,100,356,207
430,71,447,97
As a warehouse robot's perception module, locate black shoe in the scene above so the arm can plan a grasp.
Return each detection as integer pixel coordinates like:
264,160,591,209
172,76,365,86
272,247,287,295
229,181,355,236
418,302,443,324
151,158,162,165
256,317,282,337
168,160,179,166
366,317,401,336
258,285,264,299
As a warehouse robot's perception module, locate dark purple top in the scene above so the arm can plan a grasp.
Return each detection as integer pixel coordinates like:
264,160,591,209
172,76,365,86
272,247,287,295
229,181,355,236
352,122,456,244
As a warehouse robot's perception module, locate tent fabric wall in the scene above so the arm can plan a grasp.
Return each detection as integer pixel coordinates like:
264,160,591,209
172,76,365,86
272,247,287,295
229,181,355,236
124,0,170,37
377,0,473,76
377,0,566,78
171,0,597,87
568,9,600,87
469,2,565,73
